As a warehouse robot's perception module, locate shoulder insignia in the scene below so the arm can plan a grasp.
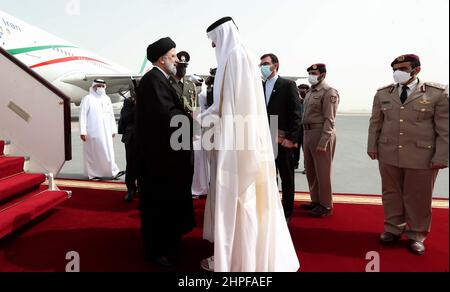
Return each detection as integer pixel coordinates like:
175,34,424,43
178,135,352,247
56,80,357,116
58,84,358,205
330,95,338,103
325,86,338,94
377,84,395,92
424,82,447,91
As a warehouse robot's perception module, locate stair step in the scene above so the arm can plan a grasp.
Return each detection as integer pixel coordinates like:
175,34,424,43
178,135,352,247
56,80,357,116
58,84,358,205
0,141,4,156
0,188,70,239
0,173,46,203
0,157,25,180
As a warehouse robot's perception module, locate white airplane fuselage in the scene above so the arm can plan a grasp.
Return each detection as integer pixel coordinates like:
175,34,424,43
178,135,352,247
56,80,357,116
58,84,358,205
0,10,133,104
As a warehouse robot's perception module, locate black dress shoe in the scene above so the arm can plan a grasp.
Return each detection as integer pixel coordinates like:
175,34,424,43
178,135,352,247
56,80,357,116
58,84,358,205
379,232,401,244
408,240,425,255
300,203,320,211
124,187,137,202
308,205,333,218
124,192,134,202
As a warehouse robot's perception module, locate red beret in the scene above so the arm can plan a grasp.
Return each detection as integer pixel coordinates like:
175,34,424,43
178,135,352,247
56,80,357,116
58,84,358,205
307,63,327,73
391,54,421,67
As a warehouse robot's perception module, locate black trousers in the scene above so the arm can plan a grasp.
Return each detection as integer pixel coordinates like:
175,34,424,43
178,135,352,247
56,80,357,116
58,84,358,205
294,127,304,168
276,145,296,219
125,138,138,193
140,210,180,258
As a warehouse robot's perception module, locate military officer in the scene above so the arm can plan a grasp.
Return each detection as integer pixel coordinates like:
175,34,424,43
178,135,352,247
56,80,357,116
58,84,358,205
368,54,449,255
169,51,198,115
302,64,339,217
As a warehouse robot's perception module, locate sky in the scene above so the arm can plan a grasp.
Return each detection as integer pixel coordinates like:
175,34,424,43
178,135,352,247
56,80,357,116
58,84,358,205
1,0,449,112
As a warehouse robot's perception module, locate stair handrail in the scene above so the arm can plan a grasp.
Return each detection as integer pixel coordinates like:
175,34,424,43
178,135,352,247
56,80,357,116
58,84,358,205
0,46,72,175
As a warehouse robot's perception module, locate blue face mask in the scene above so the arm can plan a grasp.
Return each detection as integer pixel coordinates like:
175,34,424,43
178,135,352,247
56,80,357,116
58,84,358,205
261,65,273,79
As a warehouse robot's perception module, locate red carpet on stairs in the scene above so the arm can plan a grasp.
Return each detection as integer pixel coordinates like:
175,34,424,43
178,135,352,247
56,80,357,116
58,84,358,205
0,186,447,272
0,173,45,201
0,157,25,178
0,140,70,240
0,140,5,156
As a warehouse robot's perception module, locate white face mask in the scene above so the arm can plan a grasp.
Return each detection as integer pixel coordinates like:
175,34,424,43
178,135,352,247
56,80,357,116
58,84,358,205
308,75,320,86
96,87,106,95
393,70,412,85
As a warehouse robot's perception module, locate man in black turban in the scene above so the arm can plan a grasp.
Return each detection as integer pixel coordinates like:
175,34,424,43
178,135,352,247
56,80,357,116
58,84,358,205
135,37,196,268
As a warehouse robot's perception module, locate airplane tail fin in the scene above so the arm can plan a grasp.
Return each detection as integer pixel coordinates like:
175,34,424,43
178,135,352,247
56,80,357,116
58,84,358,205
139,57,152,74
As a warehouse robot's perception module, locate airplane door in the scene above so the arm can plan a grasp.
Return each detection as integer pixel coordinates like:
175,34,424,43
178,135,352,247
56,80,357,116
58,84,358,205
0,25,10,48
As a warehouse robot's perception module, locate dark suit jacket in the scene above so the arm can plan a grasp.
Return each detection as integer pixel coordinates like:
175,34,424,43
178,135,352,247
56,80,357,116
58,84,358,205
135,67,195,236
264,76,302,141
118,97,135,145
135,67,193,173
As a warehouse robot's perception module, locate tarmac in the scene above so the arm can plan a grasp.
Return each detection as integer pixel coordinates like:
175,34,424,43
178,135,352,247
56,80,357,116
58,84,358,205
59,111,449,198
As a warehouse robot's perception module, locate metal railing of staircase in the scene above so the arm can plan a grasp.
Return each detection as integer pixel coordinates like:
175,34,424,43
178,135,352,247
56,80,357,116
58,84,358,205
0,46,72,161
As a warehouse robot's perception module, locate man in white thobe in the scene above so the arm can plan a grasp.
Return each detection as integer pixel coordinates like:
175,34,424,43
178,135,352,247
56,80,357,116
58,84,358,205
200,17,300,272
188,75,210,198
79,79,120,180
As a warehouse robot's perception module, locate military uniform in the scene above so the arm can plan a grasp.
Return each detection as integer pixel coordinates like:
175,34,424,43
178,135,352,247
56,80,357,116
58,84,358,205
368,78,449,243
169,51,198,114
303,64,339,215
170,77,198,114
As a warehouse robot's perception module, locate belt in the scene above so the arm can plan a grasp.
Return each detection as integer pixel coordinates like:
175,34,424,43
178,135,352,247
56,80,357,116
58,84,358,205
303,123,323,130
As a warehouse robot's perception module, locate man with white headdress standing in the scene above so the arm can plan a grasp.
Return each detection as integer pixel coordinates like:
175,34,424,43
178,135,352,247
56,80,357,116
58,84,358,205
79,79,120,180
200,17,300,272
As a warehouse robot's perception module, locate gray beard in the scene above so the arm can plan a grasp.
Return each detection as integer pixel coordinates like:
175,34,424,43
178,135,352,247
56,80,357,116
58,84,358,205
166,63,177,76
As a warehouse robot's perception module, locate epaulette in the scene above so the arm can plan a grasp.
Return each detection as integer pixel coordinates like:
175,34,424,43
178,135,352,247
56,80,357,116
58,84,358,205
377,84,396,93
424,82,447,91
325,87,338,96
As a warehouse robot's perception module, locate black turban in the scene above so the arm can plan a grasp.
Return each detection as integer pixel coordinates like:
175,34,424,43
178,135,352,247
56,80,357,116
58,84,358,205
147,37,176,63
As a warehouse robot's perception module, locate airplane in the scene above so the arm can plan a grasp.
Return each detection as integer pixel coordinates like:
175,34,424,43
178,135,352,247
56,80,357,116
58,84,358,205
0,9,146,105
0,9,306,105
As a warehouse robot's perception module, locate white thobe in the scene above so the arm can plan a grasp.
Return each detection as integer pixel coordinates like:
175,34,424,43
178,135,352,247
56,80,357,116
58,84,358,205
192,91,210,196
79,92,119,179
204,20,300,272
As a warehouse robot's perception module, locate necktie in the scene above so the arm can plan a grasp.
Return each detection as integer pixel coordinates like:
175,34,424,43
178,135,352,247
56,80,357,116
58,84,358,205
400,85,408,104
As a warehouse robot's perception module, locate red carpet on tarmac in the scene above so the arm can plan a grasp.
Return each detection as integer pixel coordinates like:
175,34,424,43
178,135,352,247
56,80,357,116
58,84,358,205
0,186,448,272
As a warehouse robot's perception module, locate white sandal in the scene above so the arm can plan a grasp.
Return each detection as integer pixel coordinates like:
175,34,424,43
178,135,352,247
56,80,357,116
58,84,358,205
200,256,214,272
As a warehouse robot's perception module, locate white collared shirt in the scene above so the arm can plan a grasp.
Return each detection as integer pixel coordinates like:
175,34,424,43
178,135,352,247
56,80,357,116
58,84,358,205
265,74,279,105
398,78,419,98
